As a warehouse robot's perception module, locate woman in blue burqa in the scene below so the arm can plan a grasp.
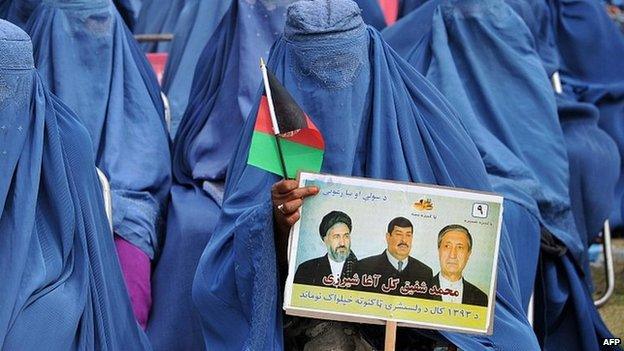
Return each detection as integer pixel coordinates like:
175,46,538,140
24,0,172,329
507,0,621,282
192,0,538,349
0,19,150,350
518,0,622,349
546,0,624,232
383,1,619,349
147,1,296,350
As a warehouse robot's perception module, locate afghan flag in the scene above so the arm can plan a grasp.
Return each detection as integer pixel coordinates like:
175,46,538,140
247,60,324,179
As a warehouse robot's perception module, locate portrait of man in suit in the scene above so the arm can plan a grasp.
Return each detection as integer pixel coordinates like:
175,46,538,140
431,224,488,307
354,217,434,297
294,210,357,287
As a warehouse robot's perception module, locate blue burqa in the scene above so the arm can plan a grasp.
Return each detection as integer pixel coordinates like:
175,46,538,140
383,0,577,310
385,1,619,349
162,0,399,136
192,0,537,350
160,0,230,136
507,0,620,259
506,0,619,272
25,0,171,261
0,1,10,17
3,0,41,28
113,0,141,31
398,0,426,15
147,1,294,350
517,1,621,349
547,0,624,230
134,0,187,52
353,0,388,29
0,19,150,350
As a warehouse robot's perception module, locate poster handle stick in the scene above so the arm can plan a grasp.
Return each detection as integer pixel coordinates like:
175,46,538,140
384,320,397,351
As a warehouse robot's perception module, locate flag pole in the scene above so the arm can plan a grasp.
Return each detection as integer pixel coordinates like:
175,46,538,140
260,58,289,179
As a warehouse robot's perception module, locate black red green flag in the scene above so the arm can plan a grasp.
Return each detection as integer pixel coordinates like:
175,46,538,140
247,60,324,179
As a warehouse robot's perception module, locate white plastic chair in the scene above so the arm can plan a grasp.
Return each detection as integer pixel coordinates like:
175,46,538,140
96,168,113,233
594,220,615,308
161,91,172,134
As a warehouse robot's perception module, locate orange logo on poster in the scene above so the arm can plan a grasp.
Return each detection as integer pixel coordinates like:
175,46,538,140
413,198,433,211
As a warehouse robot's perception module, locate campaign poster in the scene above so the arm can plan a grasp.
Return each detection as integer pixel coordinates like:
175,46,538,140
283,172,504,335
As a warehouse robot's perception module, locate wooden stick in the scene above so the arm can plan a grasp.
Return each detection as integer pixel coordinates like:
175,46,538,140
384,321,397,351
133,33,174,43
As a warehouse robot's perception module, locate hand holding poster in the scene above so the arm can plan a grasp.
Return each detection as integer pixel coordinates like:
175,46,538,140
284,172,503,335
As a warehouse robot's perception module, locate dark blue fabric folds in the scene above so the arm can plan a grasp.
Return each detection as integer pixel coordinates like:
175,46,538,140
548,0,624,230
161,0,230,136
147,1,293,350
113,0,141,30
25,0,171,259
134,0,187,52
399,0,427,16
192,0,536,349
504,0,559,77
534,243,616,351
393,0,561,76
507,0,620,266
353,0,387,29
555,90,619,278
0,19,150,350
513,2,621,349
3,0,41,28
0,1,10,17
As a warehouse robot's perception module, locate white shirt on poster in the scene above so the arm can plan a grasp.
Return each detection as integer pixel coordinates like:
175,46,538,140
385,250,408,272
328,256,345,281
439,274,463,303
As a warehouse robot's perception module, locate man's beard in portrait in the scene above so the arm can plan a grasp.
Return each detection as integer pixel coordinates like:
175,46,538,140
328,245,350,262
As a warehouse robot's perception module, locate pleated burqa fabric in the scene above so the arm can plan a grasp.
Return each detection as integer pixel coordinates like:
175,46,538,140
113,0,141,30
192,0,537,350
508,2,620,348
0,19,150,350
